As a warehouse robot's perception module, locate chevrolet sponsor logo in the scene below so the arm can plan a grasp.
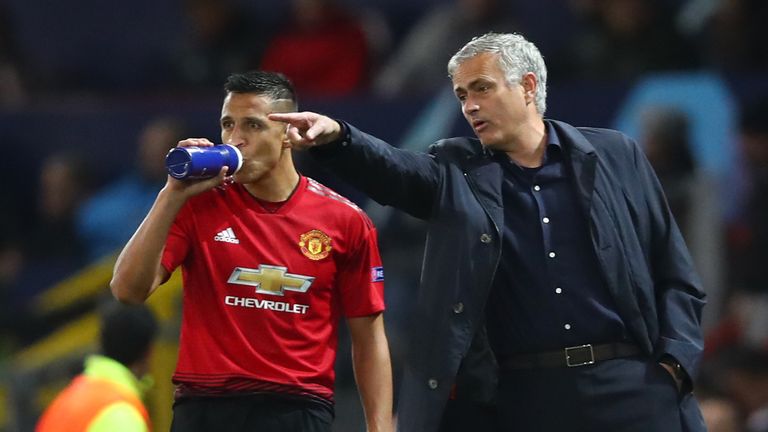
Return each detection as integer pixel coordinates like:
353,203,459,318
224,296,309,314
227,265,314,296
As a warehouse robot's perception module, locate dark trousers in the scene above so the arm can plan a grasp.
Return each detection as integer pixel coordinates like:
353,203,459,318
496,356,683,432
171,394,333,432
438,398,499,432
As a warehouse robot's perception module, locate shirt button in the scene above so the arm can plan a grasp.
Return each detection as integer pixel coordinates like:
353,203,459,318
542,217,550,224
534,185,541,191
341,141,349,147
480,233,492,243
453,302,464,314
564,324,571,330
555,287,563,294
548,252,556,258
428,379,439,389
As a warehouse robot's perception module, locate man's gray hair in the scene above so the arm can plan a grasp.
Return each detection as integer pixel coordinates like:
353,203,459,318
448,32,548,115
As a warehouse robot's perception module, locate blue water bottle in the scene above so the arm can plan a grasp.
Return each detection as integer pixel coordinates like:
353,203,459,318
165,145,243,180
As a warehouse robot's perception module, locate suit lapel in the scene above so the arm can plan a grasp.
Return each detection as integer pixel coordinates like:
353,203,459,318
548,120,597,216
569,150,597,218
549,121,645,337
465,155,504,232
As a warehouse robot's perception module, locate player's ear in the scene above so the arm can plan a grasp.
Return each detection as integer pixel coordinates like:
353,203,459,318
282,125,292,149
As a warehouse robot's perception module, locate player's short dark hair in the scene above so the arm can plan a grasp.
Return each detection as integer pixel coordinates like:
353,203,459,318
224,71,298,110
100,302,158,366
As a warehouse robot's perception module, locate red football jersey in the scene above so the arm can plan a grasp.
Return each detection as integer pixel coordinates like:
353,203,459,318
161,176,385,402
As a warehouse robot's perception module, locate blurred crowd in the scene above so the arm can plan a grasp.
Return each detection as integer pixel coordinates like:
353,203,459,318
0,0,766,102
2,0,768,431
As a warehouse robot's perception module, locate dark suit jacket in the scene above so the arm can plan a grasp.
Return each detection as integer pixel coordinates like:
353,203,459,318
312,119,706,432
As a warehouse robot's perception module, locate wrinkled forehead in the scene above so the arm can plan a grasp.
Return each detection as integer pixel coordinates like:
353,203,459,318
451,53,505,88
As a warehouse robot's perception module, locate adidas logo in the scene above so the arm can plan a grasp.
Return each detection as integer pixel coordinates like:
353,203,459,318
214,227,240,244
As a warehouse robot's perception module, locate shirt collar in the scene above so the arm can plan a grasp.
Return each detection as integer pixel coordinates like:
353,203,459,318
542,120,563,164
483,120,562,160
483,120,563,166
544,120,561,149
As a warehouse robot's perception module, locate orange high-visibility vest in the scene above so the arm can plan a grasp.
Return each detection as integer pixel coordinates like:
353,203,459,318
36,375,150,432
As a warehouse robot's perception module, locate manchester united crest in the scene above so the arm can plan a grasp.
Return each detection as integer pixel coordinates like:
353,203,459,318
299,230,332,260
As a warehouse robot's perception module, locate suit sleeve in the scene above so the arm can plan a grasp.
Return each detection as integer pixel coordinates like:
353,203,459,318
631,139,706,385
310,122,441,220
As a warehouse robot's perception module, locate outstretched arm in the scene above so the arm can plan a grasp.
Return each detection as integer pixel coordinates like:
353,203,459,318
270,112,440,219
348,313,393,432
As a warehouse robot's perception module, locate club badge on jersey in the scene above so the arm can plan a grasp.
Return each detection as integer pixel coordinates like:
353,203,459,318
299,230,332,261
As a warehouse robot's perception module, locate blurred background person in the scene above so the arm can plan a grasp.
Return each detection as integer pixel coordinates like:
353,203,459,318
0,152,92,352
728,97,768,297
699,396,744,432
700,347,768,432
0,0,25,107
36,301,158,432
557,0,699,80
8,153,92,311
640,107,724,330
27,154,91,264
76,117,186,262
171,0,258,90
260,0,384,97
720,97,768,350
698,0,768,73
374,0,518,98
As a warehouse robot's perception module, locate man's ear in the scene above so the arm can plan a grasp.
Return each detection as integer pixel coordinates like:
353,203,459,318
521,72,537,104
282,124,292,149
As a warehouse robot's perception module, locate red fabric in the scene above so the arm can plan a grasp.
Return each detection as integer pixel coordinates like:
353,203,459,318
36,376,150,432
260,19,369,96
162,176,385,401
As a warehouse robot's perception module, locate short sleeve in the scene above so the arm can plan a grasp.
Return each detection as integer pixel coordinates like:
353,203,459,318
160,202,193,275
337,224,385,318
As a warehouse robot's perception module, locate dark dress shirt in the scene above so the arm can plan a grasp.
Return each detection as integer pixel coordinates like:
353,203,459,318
486,122,627,361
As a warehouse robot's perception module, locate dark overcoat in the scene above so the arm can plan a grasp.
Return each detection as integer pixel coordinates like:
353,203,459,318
313,119,706,432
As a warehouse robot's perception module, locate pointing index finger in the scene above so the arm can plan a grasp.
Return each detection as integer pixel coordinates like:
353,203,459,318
268,112,301,125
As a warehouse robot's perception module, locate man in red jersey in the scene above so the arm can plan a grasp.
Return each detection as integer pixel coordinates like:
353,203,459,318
110,71,393,432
